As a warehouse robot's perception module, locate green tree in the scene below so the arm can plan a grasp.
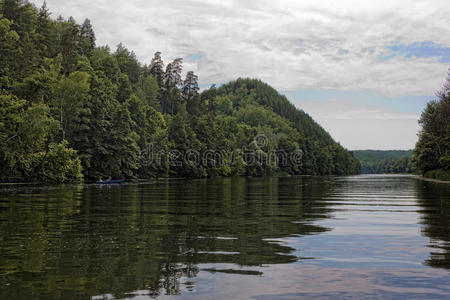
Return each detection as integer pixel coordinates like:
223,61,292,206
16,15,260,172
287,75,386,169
116,73,132,103
200,84,217,117
79,18,95,57
162,58,183,115
1,0,22,23
114,43,141,84
90,46,120,81
36,1,55,59
12,57,59,103
414,90,450,179
52,71,90,141
59,18,81,74
34,140,82,183
0,17,19,89
135,74,159,109
0,92,83,182
163,58,182,115
126,94,168,177
182,71,200,114
149,51,164,88
168,104,203,176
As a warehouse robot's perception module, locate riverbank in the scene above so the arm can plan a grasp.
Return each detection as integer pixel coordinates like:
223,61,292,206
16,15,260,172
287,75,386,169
414,175,450,184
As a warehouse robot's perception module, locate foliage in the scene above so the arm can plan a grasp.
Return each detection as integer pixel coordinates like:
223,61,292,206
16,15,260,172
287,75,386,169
424,169,450,181
35,140,83,183
353,150,417,174
217,79,361,175
0,2,360,182
353,150,414,162
414,74,450,181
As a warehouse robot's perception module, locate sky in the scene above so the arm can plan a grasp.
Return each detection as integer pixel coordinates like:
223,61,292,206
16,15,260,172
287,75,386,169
30,0,450,150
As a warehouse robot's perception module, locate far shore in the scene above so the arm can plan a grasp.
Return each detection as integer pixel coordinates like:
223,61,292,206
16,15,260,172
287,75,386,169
413,175,450,184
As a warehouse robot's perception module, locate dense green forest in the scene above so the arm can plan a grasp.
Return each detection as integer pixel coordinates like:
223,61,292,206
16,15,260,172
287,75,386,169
0,0,360,183
353,150,417,174
414,71,450,181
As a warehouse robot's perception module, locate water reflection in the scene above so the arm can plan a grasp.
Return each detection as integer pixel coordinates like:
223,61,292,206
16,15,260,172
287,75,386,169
415,179,450,269
0,177,334,299
1,176,450,299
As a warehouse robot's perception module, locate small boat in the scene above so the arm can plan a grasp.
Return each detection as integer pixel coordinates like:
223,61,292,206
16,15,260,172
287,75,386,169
96,179,126,185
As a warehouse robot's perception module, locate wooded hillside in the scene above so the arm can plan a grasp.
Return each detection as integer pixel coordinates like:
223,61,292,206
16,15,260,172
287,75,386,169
0,1,360,182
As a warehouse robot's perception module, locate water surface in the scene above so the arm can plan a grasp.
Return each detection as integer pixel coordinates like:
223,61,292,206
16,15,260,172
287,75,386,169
0,175,449,299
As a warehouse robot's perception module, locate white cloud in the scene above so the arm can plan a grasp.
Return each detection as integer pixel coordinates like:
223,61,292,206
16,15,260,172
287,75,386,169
294,98,420,150
31,0,450,96
28,0,448,149
318,117,419,150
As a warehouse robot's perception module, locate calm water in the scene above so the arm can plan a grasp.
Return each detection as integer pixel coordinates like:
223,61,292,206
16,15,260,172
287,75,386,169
0,175,450,299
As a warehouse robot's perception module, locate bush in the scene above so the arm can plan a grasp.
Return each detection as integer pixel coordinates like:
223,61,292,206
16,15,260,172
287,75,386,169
424,169,450,181
35,141,83,183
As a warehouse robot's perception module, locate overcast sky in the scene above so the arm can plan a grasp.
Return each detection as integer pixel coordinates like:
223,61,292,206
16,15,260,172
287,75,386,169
31,0,450,150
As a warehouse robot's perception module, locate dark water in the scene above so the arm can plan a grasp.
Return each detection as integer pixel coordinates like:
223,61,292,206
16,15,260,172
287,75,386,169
0,175,450,299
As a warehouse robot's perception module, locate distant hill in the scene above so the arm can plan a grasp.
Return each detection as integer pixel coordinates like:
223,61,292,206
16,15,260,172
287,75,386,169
353,150,416,174
353,150,413,162
217,79,362,175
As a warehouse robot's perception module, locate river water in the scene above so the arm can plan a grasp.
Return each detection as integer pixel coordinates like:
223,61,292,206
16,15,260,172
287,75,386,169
0,175,449,299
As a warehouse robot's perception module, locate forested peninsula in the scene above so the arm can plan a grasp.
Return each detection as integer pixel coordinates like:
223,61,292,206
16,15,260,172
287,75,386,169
0,1,361,183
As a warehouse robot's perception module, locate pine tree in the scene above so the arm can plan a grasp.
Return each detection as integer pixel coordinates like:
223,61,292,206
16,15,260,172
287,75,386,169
149,51,164,88
36,1,54,58
200,84,217,116
60,19,80,74
163,58,182,115
1,0,23,28
114,43,140,84
182,71,200,114
79,18,95,57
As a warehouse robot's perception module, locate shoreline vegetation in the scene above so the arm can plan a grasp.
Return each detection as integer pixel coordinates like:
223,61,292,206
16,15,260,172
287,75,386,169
353,150,417,174
0,1,361,184
1,174,449,195
414,175,450,184
422,169,450,182
413,69,450,182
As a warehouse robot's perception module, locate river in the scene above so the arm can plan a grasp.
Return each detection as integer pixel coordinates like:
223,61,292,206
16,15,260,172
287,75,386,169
0,175,449,299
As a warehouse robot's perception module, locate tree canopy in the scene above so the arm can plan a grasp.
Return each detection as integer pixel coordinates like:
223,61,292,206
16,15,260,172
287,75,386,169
414,70,450,181
353,150,416,174
0,1,360,183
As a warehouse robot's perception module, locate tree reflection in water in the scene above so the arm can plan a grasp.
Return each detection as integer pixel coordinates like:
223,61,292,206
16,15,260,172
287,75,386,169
0,177,333,299
415,180,450,270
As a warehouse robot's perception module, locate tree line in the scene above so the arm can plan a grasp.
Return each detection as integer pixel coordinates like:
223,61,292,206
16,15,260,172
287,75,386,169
361,157,416,174
353,150,417,174
414,70,450,181
0,0,361,183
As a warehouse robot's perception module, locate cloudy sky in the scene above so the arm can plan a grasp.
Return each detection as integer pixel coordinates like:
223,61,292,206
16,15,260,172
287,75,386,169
31,0,450,150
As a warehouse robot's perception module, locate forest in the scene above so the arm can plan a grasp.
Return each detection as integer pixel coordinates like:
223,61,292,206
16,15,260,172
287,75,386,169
353,150,417,174
0,1,361,183
414,72,450,181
